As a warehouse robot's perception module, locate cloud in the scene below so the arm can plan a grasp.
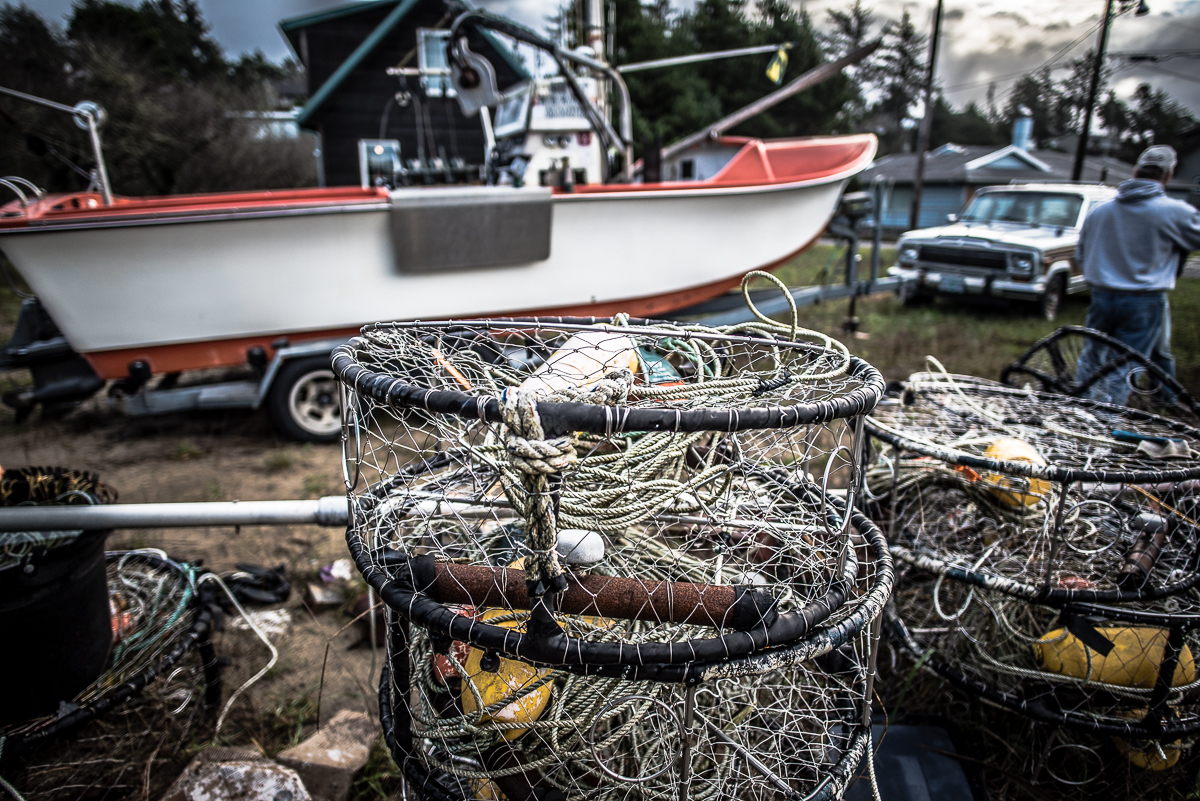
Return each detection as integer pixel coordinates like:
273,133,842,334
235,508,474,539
24,0,1200,117
988,11,1032,26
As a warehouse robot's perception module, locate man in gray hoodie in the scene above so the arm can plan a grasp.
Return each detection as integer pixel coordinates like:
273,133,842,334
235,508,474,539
1075,145,1200,404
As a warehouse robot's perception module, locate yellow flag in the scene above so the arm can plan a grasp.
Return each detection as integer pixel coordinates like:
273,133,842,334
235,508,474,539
765,46,789,85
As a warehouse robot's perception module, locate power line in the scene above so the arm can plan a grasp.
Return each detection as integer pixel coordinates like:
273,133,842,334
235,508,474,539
941,16,1104,96
1134,62,1200,84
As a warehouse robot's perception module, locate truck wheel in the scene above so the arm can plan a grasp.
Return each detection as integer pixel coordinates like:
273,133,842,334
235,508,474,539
268,356,341,443
1039,274,1066,321
899,282,931,307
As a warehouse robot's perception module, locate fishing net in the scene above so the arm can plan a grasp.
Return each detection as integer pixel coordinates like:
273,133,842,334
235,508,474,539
334,313,893,800
0,466,117,573
0,551,219,756
867,374,1200,770
1000,325,1198,418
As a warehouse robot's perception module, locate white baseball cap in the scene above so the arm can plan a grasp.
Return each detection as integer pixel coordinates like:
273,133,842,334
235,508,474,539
1136,145,1178,171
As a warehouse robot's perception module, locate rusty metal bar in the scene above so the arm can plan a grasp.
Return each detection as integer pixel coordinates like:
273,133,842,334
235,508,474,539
421,560,777,630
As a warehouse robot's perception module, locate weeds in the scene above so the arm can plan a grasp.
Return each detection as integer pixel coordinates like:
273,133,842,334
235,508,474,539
264,449,297,472
352,738,403,800
302,473,331,498
205,479,223,501
170,440,205,460
261,693,318,752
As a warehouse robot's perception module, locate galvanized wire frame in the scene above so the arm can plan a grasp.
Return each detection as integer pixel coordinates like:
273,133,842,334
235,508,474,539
868,380,1200,604
868,377,1200,747
0,551,220,758
333,317,893,799
1000,325,1200,418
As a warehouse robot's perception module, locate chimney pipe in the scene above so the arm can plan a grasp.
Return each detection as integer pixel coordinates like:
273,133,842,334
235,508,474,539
1012,107,1033,151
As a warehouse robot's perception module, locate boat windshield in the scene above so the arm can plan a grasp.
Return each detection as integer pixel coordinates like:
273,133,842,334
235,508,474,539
960,192,1084,228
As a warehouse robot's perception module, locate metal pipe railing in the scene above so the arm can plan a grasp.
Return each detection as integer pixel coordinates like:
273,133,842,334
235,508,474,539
0,496,349,532
0,85,113,205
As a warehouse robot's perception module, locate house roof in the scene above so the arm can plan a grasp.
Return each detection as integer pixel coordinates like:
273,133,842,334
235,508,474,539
860,144,1135,187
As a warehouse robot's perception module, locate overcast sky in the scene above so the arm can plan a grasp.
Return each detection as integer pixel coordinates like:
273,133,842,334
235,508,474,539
25,0,1200,117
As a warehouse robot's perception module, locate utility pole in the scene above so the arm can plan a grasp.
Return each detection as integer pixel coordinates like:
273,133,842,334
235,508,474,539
909,0,944,231
1072,0,1148,181
1072,0,1115,181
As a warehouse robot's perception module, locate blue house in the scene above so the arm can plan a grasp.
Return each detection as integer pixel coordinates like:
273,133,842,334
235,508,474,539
859,142,1134,233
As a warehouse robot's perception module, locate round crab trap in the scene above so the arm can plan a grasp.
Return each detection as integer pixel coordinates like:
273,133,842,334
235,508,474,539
333,315,893,800
1000,326,1199,418
887,587,1200,752
866,378,1200,604
866,376,1200,766
0,550,220,759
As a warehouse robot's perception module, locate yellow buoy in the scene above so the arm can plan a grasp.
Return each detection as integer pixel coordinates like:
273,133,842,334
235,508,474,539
1113,709,1183,770
983,437,1051,508
1031,626,1195,689
461,609,552,742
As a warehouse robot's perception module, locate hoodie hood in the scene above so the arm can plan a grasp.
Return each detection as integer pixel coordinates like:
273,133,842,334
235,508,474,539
1117,179,1164,202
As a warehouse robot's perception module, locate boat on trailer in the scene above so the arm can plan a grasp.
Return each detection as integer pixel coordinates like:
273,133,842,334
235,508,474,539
0,7,876,440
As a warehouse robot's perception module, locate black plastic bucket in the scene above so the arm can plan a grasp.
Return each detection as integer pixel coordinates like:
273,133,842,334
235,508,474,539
0,530,113,726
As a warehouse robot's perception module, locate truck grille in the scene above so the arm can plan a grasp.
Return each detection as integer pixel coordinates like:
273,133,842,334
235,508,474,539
917,245,1007,270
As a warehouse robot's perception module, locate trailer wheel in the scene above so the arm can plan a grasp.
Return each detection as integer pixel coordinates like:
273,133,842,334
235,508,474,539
268,356,341,443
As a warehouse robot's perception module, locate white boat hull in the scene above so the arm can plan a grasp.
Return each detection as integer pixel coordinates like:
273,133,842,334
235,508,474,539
4,177,845,354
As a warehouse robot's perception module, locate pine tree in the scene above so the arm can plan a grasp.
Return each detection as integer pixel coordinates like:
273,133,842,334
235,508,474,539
871,9,927,152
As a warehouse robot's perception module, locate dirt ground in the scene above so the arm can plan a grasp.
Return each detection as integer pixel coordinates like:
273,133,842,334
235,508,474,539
0,402,391,799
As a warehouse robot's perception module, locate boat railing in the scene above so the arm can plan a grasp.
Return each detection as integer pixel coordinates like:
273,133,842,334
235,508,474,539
0,85,113,206
0,177,45,209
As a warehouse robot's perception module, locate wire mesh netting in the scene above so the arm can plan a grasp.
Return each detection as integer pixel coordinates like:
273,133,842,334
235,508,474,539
867,374,1200,778
1,551,218,755
334,316,893,800
999,326,1199,419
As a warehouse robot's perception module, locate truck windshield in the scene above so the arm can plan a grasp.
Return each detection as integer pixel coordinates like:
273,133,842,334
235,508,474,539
960,192,1083,227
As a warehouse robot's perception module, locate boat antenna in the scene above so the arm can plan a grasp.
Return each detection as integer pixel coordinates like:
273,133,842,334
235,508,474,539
0,85,113,205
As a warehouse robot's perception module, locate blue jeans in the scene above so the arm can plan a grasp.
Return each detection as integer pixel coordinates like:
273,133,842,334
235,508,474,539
1079,290,1175,405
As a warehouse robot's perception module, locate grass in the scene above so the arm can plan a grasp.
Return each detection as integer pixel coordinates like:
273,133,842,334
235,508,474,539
352,738,405,800
169,440,205,460
758,243,1200,396
302,472,332,498
264,448,298,472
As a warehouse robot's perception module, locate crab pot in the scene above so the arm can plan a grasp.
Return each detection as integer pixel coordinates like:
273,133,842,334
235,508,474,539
0,530,112,726
1,551,221,760
868,374,1200,766
334,317,894,799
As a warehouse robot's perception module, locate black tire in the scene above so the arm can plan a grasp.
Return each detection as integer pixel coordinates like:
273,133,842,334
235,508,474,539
1039,273,1067,321
267,356,342,443
897,280,929,307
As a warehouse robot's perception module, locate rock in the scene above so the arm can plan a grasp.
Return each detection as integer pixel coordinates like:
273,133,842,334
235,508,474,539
555,529,605,566
160,747,311,801
304,583,345,612
275,710,379,801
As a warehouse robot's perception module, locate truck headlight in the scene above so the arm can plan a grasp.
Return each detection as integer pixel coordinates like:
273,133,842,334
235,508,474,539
901,246,919,262
1012,257,1033,272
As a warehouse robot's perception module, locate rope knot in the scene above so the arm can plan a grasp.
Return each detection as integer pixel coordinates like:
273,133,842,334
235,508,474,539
501,389,578,476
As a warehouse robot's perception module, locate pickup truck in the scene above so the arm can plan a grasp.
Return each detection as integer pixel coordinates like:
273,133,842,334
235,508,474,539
888,183,1118,320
